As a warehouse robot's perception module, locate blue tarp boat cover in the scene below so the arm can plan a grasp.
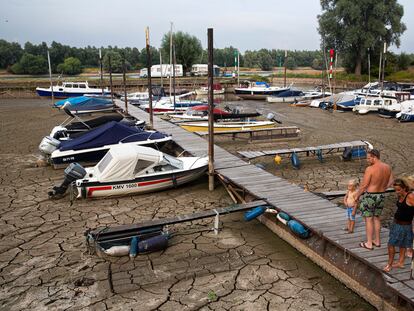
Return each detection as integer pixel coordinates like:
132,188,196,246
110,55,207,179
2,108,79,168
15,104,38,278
255,81,270,88
54,96,114,111
59,121,168,151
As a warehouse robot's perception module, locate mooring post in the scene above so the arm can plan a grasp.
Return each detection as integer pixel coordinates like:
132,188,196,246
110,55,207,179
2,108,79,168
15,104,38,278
146,26,153,129
99,48,104,96
108,55,114,105
208,28,215,191
122,56,128,115
47,50,54,105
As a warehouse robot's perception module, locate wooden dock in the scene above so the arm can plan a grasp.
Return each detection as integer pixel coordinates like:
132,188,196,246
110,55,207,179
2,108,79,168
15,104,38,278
115,102,413,310
238,140,369,159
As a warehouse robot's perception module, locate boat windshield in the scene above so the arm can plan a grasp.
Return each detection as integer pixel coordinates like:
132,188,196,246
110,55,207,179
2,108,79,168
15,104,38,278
163,154,183,169
97,152,113,173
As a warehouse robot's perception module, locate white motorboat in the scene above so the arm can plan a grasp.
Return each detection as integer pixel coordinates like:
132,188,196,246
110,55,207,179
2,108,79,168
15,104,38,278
353,96,398,115
36,81,110,98
48,145,208,199
234,81,290,100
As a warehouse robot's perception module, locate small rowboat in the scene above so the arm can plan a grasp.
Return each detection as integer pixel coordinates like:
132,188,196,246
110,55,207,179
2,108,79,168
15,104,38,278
179,120,277,132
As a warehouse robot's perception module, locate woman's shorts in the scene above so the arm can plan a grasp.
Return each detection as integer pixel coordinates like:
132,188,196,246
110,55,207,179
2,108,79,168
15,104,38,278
388,223,414,248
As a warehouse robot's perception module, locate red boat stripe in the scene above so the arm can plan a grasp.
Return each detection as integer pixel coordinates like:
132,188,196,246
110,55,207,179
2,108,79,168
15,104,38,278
88,186,112,197
137,177,172,187
86,176,186,196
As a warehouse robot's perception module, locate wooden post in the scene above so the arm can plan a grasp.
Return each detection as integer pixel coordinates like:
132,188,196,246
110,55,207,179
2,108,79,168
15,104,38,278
367,48,371,84
173,44,176,110
122,56,128,115
237,51,240,85
284,50,287,88
208,28,215,191
108,55,114,104
46,50,54,105
381,42,387,93
159,49,163,88
169,22,173,101
99,48,104,95
146,27,153,129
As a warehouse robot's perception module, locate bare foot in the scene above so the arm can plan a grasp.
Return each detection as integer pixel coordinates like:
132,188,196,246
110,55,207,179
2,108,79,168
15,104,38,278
392,263,404,269
383,264,392,272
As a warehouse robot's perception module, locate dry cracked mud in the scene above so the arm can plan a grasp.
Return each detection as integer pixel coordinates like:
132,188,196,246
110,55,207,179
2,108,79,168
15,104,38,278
2,97,410,310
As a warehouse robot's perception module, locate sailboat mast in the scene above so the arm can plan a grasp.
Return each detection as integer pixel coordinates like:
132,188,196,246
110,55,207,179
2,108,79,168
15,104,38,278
169,22,173,101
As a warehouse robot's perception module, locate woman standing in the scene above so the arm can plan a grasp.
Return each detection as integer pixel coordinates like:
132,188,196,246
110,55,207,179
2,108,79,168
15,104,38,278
383,178,414,272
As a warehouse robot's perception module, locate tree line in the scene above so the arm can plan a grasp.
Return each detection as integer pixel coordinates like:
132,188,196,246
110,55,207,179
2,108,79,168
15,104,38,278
0,34,413,76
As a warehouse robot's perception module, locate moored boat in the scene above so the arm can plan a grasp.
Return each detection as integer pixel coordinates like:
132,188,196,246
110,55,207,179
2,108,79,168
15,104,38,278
36,81,110,98
179,120,277,132
195,83,224,95
53,96,116,114
266,90,305,103
169,105,261,122
48,145,208,199
39,121,171,167
234,81,290,100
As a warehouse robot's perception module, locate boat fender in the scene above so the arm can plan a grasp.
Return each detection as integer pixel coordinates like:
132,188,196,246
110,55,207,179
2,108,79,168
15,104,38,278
274,155,282,165
265,208,278,214
138,234,169,253
104,245,130,257
316,149,323,163
342,147,352,161
287,220,310,239
129,236,139,258
276,212,290,225
291,152,300,169
244,206,267,221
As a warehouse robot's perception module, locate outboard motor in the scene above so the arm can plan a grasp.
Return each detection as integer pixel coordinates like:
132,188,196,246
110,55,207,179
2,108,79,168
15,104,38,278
48,162,86,199
266,112,282,124
39,136,61,155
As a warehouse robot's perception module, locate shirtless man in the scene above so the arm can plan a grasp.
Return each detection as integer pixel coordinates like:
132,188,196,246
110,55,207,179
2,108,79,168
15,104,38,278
355,149,394,250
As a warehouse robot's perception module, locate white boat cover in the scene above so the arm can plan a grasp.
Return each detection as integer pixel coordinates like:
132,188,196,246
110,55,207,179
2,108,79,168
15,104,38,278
96,145,162,182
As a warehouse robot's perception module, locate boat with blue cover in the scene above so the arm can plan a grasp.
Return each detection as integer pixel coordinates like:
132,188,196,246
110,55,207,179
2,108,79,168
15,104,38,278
36,81,110,98
39,121,172,167
54,96,115,114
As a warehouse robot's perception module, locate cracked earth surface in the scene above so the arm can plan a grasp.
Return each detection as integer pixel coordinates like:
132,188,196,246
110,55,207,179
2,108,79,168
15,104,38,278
0,98,384,310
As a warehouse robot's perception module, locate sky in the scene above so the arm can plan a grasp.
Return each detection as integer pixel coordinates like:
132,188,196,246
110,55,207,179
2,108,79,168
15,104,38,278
0,0,413,53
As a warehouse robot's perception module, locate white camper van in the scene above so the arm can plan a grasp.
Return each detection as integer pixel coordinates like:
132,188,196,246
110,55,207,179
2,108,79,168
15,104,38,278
140,64,183,78
191,64,220,76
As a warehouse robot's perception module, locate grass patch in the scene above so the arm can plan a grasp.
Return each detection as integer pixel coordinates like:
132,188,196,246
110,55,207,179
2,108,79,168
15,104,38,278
386,70,414,82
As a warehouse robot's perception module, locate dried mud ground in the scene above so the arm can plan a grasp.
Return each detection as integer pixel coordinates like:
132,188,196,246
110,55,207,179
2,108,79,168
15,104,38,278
0,98,412,311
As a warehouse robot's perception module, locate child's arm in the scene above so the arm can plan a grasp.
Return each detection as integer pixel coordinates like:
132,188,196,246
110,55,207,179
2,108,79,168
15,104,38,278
343,192,348,206
351,203,357,216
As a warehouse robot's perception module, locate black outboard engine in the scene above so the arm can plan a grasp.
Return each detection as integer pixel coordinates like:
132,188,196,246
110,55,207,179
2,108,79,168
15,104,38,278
342,147,353,161
48,162,86,199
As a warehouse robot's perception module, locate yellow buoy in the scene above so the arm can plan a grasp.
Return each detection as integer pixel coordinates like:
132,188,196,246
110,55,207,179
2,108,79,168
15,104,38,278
274,155,282,165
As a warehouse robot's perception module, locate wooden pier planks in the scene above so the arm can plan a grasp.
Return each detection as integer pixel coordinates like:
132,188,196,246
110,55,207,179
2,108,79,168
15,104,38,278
115,101,414,304
238,140,369,159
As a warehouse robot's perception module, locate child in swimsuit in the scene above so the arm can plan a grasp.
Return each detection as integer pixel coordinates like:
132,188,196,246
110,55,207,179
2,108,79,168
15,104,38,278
344,179,358,233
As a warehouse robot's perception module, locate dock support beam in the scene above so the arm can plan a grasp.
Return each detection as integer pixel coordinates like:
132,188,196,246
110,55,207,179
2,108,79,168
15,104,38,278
208,28,215,191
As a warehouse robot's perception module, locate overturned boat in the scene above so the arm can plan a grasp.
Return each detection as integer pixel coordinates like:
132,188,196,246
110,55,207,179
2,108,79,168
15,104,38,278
49,145,208,199
179,120,277,132
39,121,171,167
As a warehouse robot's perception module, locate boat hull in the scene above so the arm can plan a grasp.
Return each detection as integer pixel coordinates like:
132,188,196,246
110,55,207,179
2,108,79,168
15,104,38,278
36,88,111,98
77,166,207,198
180,121,276,132
266,96,304,103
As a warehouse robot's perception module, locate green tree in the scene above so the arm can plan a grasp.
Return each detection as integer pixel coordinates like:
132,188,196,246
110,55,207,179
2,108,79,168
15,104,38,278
57,57,82,75
318,0,406,76
257,49,273,70
11,53,48,74
0,40,23,69
103,51,130,73
138,47,160,69
285,57,297,70
161,31,202,72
